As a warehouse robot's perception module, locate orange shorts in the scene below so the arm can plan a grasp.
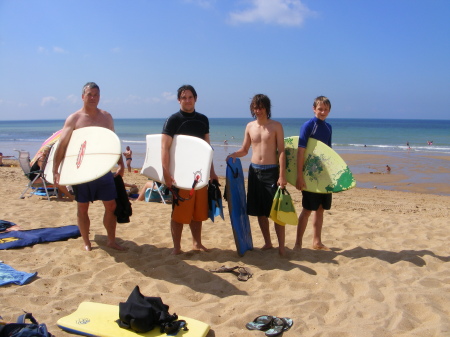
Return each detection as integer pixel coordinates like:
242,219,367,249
171,186,208,224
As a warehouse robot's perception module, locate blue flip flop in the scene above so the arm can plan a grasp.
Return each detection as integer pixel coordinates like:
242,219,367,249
264,317,293,336
246,315,273,331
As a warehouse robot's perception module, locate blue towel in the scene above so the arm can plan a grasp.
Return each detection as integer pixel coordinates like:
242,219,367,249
0,225,81,250
0,262,37,286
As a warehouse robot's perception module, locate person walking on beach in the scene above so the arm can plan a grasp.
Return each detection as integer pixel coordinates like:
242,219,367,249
0,152,14,166
52,82,125,252
123,146,133,173
226,94,287,256
161,84,218,255
294,96,333,252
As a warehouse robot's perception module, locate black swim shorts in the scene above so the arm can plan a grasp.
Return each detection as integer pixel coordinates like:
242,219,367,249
247,164,279,217
301,190,332,211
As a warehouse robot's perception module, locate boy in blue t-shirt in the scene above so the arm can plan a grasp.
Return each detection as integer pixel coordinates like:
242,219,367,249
294,96,332,251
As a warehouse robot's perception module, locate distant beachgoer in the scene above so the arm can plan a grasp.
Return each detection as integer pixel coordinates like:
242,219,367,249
294,96,333,252
123,182,139,198
223,140,228,145
0,152,13,166
386,165,391,173
123,146,132,173
29,147,74,200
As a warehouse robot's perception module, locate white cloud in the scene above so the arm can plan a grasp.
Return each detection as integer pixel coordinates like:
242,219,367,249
53,46,67,53
228,0,314,26
124,95,142,104
37,46,47,54
162,92,177,101
66,94,78,104
123,92,177,105
41,96,57,106
111,47,121,53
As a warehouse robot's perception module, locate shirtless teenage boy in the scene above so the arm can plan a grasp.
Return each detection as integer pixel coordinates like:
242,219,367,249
52,82,125,251
227,94,287,255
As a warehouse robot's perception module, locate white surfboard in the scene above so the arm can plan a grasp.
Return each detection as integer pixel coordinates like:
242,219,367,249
141,134,213,190
44,127,121,185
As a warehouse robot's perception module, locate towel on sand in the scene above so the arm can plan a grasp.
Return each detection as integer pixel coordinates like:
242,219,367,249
0,225,81,250
0,262,37,286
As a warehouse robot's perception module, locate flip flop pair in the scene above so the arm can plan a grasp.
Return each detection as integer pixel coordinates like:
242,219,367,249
246,316,293,336
237,267,252,281
209,265,253,282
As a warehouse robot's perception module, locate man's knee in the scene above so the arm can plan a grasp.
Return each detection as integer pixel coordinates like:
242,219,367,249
103,200,117,213
77,202,89,216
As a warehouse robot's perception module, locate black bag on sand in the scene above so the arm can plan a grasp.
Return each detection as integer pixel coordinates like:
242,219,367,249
118,286,180,333
0,312,54,337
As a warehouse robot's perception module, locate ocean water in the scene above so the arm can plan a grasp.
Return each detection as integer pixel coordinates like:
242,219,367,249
1,118,449,181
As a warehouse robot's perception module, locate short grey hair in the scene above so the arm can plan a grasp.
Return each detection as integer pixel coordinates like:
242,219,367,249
82,82,100,95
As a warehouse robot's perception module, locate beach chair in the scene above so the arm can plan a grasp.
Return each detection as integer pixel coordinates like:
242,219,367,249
145,182,172,204
17,151,57,201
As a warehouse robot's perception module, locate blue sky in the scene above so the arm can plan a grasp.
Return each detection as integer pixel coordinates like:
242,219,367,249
0,0,449,120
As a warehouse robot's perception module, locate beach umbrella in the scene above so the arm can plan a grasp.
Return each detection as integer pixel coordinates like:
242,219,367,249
30,129,62,165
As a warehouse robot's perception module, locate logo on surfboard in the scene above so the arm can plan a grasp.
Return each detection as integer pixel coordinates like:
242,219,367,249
76,141,87,169
193,170,203,184
76,318,90,325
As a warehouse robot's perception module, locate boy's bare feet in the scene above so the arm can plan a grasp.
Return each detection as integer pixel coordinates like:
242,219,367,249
193,244,209,252
107,241,126,251
312,244,331,251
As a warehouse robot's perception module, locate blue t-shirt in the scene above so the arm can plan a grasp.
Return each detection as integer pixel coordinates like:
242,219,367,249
298,117,332,148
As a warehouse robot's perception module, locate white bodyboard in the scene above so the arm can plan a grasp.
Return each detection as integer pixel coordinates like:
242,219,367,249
44,127,121,185
141,134,213,190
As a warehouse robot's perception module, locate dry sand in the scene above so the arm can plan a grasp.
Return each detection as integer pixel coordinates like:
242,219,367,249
1,157,449,336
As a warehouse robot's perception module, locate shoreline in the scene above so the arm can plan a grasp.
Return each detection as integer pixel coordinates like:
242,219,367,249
5,144,450,196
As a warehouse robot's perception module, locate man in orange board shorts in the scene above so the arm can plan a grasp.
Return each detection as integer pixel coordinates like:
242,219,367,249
161,84,218,255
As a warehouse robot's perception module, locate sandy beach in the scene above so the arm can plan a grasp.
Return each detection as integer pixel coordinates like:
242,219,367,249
1,154,449,337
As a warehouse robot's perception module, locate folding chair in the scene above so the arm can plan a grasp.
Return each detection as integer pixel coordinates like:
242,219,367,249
153,181,167,204
146,182,172,204
17,151,57,201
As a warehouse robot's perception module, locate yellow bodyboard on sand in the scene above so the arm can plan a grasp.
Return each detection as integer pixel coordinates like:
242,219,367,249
57,302,210,337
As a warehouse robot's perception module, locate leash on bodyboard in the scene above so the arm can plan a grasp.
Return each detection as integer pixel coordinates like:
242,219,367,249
168,173,201,206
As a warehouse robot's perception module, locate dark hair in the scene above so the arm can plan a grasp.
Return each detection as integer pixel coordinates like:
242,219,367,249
313,96,331,110
250,94,271,119
177,85,197,100
82,82,100,95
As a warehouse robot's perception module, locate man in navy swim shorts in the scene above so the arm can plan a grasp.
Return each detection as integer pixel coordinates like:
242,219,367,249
52,82,125,252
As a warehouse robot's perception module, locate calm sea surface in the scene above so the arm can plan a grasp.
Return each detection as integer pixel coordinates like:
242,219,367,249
1,118,449,188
